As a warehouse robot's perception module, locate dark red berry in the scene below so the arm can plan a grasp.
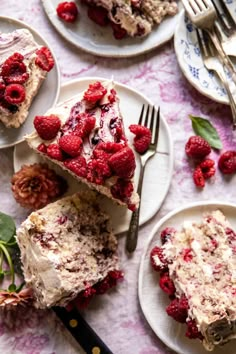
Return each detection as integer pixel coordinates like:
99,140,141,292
56,1,78,23
199,159,216,179
108,147,136,179
186,319,203,339
59,134,83,157
87,6,109,26
110,178,134,204
129,124,152,154
185,136,211,159
4,84,25,104
1,60,29,84
150,246,168,272
64,156,87,178
193,166,205,188
218,151,236,174
35,47,55,72
34,115,61,140
83,81,107,103
110,22,127,40
160,227,176,244
166,296,189,323
47,144,64,161
159,271,176,296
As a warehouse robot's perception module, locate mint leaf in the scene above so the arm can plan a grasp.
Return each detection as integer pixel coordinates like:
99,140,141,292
0,212,16,243
189,115,222,150
8,283,16,292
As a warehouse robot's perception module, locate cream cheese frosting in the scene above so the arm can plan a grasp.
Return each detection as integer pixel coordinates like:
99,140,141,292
0,29,47,128
16,191,119,308
161,210,236,351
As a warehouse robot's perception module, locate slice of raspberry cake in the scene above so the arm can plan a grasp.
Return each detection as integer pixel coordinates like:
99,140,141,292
0,28,54,128
16,191,123,309
150,210,236,351
25,80,139,210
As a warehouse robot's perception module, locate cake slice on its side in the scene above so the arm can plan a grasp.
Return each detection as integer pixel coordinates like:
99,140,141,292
0,28,54,128
25,80,139,210
151,210,236,351
16,191,122,309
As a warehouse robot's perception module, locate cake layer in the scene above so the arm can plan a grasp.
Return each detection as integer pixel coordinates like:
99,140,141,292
16,191,119,308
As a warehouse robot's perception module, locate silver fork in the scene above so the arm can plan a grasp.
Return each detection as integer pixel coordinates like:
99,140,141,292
196,28,236,128
182,0,236,84
126,105,160,253
211,0,236,57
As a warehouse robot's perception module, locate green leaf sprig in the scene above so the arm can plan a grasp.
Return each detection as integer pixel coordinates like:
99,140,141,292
189,115,223,150
0,211,22,293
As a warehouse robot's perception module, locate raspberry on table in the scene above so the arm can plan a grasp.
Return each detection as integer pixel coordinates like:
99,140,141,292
47,144,64,161
59,134,83,157
35,47,55,72
193,166,205,188
166,296,189,323
218,151,236,174
185,136,211,159
159,271,176,296
199,159,216,179
150,246,168,272
34,114,61,140
64,156,87,178
87,6,109,27
56,1,78,23
4,84,26,104
108,146,136,179
83,81,107,103
129,124,152,154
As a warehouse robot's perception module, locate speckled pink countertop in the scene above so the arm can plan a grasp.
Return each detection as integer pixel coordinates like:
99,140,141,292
0,1,236,354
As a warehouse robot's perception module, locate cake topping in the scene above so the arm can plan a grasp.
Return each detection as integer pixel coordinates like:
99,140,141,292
56,1,79,23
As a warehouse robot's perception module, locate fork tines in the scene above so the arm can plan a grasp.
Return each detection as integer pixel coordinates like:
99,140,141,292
211,0,236,36
138,104,160,146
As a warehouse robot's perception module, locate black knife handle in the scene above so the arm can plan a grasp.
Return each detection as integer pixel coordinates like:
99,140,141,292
53,307,114,354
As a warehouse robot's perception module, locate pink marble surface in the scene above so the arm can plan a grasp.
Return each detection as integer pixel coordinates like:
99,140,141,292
0,1,236,354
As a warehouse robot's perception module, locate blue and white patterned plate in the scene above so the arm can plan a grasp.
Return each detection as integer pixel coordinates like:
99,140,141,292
174,8,236,105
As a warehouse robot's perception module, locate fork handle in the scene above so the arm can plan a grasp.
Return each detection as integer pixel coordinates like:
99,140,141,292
207,26,236,85
126,163,145,253
217,70,236,129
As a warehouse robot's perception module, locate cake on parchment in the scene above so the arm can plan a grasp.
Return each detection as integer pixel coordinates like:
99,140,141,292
16,191,122,309
25,80,139,211
150,210,236,351
0,28,54,128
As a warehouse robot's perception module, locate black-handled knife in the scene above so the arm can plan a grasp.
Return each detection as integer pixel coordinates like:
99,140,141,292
53,306,114,354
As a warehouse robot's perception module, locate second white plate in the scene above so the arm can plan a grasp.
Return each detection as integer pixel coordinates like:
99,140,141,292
139,201,236,354
14,77,173,235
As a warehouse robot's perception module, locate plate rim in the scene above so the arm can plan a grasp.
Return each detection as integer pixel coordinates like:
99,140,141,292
41,0,182,58
174,11,229,106
138,200,236,354
0,15,61,149
14,76,174,229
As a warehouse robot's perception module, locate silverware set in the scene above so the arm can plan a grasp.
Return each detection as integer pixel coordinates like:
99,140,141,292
181,0,236,129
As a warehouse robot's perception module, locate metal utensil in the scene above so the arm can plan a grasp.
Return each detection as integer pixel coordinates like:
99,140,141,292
181,0,236,83
196,28,236,129
126,105,160,253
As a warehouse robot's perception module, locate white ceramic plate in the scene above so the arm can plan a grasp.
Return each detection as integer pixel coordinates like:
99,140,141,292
14,77,174,235
174,9,236,105
0,16,60,149
41,0,182,58
139,201,236,354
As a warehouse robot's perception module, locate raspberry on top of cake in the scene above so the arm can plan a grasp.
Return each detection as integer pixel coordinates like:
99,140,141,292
26,80,139,211
150,210,236,351
0,28,54,128
16,191,122,309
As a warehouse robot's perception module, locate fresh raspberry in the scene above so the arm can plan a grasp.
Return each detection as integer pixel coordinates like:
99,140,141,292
160,227,176,245
108,89,117,103
218,151,236,174
150,246,168,272
94,270,123,294
193,166,205,188
74,113,96,138
93,149,110,161
59,134,83,157
56,1,78,22
166,296,189,323
107,270,124,287
94,277,110,294
34,115,61,140
186,319,203,339
6,53,24,62
47,144,64,161
4,84,25,104
108,147,136,178
185,136,211,159
97,142,123,154
0,83,6,100
199,159,216,179
159,271,176,296
129,124,152,154
87,159,112,184
74,286,96,309
1,59,29,85
83,81,107,103
110,22,127,40
35,47,55,72
87,6,109,26
110,178,134,203
64,156,87,178
37,143,47,154
182,248,193,262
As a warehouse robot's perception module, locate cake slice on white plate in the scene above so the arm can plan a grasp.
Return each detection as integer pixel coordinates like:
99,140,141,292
16,191,123,309
0,28,54,128
25,80,139,210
